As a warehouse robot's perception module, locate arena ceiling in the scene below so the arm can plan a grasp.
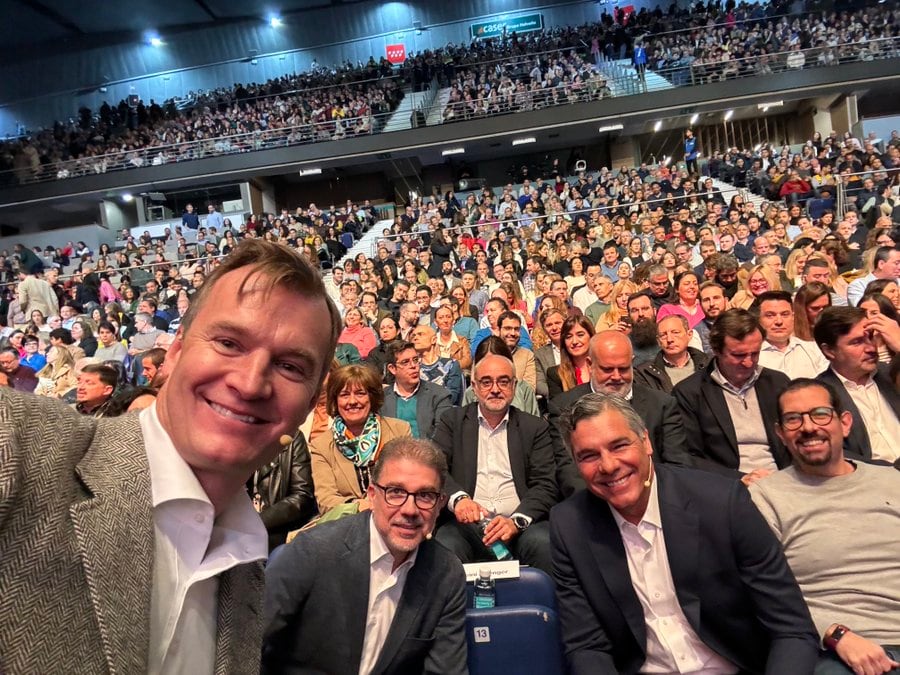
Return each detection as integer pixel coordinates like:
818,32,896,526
1,0,365,50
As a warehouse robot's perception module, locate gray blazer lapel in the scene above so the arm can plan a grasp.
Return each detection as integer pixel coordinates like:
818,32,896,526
214,562,265,675
70,416,154,674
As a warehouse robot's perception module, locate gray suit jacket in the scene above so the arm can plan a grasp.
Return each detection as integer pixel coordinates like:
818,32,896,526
534,343,558,399
381,380,453,440
262,512,467,674
0,388,264,674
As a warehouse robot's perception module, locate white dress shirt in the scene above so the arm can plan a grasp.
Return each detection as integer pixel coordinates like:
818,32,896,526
611,480,738,674
358,516,418,675
471,410,520,518
758,337,828,380
834,370,900,462
140,404,268,675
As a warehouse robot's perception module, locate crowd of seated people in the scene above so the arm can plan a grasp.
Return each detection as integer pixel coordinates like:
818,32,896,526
439,0,897,120
0,65,402,185
653,3,899,84
2,141,900,671
705,129,900,218
4,0,898,187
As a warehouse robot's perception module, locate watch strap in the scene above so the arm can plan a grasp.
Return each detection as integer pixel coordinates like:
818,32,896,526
451,493,470,510
823,624,850,651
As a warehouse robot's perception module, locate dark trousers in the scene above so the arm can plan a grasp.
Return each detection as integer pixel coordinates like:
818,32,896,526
435,520,552,574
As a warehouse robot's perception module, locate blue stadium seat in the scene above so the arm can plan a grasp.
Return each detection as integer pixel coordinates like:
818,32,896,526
464,567,557,610
807,197,834,220
465,605,565,675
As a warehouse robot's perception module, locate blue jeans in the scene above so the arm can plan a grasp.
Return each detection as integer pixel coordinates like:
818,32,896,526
815,646,900,674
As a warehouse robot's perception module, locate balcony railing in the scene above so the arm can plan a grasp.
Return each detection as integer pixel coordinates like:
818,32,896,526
2,35,897,188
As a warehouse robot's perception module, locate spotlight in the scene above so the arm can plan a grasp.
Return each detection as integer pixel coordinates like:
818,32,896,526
269,16,283,28
149,36,162,47
724,109,734,121
653,120,662,132
690,113,699,125
122,193,133,202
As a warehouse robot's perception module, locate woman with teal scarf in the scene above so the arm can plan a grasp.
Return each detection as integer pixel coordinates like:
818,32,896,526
309,364,411,515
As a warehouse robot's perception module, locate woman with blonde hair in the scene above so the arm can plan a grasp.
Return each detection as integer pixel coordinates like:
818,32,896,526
784,249,810,290
596,280,639,331
35,346,78,398
731,264,781,310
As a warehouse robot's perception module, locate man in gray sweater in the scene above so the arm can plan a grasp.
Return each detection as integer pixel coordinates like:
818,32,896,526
750,378,900,675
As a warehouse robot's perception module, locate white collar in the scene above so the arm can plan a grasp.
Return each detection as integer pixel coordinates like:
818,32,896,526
477,408,510,431
141,402,210,507
139,402,267,557
610,467,660,530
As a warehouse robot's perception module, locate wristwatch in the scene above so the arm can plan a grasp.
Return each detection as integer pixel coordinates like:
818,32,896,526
451,494,470,510
823,624,851,651
511,514,531,532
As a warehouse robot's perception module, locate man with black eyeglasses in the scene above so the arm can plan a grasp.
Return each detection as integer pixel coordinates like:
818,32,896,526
750,379,900,675
381,341,452,439
432,352,557,573
263,438,467,675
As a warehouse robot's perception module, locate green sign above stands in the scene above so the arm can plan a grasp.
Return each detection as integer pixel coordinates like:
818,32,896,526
470,13,544,40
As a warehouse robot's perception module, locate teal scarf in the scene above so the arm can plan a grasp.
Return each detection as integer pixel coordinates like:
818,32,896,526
332,414,382,467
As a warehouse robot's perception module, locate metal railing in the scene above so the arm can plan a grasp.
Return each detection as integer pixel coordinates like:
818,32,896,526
2,35,898,188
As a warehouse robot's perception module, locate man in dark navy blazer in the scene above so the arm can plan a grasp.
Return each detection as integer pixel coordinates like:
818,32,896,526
814,306,900,465
262,438,467,675
550,393,818,675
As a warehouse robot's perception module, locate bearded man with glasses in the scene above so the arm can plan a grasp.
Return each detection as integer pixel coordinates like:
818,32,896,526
432,350,557,573
750,379,900,675
263,437,467,675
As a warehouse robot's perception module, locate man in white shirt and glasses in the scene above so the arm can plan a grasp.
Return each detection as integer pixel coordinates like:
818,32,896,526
263,438,467,674
432,352,557,573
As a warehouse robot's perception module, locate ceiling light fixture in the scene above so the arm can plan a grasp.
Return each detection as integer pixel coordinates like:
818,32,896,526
690,113,699,124
441,147,465,156
512,137,536,146
653,120,662,132
724,109,734,121
598,124,624,132
298,167,322,176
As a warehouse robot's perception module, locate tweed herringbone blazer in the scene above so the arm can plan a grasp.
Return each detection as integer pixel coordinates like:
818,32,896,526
0,388,264,674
